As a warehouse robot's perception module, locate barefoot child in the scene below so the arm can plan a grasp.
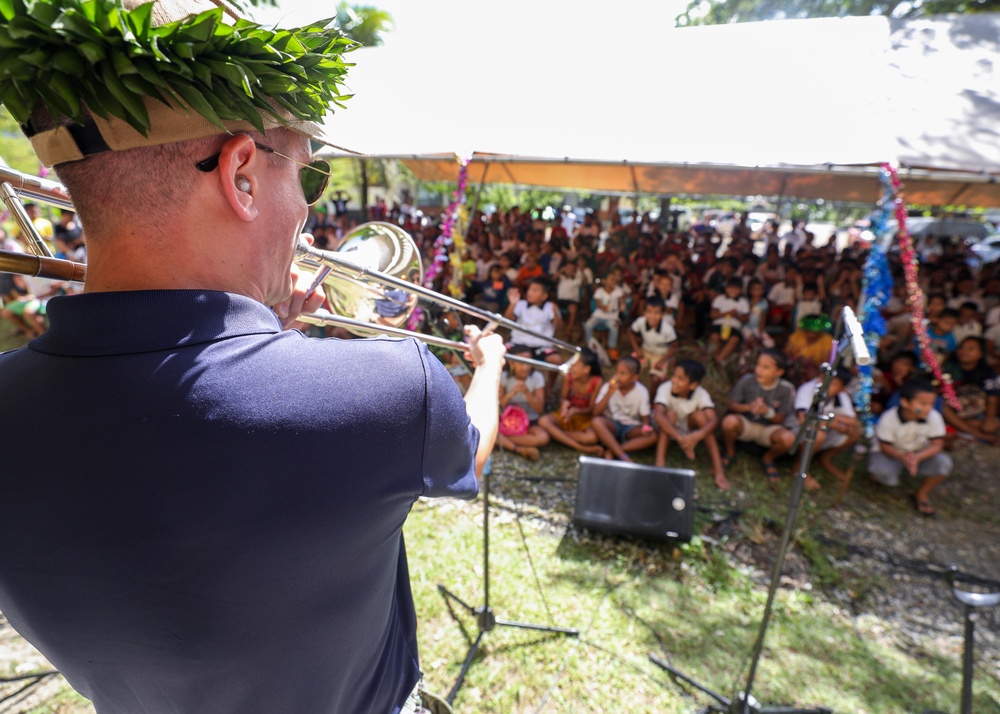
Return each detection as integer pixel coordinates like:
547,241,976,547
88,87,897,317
720,349,797,483
538,348,605,456
629,296,677,395
497,345,551,460
591,356,658,461
868,379,952,517
653,360,729,490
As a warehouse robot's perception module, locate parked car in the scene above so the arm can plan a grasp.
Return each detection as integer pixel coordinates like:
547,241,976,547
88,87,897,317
970,234,1000,264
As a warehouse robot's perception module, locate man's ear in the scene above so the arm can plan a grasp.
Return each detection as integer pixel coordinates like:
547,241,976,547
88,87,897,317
217,135,260,222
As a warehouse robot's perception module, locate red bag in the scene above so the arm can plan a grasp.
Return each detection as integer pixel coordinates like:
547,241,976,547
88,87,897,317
498,405,530,436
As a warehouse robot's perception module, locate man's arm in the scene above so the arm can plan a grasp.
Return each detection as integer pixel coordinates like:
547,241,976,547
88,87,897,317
462,326,506,478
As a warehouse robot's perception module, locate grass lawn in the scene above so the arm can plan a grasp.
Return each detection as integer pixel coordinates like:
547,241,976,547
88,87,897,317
404,441,1000,713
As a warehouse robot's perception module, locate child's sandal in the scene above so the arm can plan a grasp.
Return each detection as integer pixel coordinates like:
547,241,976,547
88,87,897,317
721,452,735,471
762,461,781,483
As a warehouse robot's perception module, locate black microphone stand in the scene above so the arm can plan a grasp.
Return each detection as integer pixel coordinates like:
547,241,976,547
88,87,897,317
649,315,867,714
437,446,579,705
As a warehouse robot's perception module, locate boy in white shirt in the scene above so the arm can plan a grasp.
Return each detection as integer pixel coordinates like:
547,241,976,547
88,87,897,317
584,268,626,360
653,360,728,490
591,356,658,461
868,379,952,516
709,277,749,364
628,297,677,395
790,368,860,485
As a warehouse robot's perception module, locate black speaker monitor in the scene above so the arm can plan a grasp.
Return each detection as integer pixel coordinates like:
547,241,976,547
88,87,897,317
573,456,695,542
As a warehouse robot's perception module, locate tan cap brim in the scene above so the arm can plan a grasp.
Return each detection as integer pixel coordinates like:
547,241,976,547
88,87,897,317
28,96,363,167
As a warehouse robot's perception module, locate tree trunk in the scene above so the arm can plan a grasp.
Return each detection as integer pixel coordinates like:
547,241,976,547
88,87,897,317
358,158,370,220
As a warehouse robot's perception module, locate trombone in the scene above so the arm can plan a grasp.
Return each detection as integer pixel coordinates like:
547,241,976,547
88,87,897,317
0,166,577,374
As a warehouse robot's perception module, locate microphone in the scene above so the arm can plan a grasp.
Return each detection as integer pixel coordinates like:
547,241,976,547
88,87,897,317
842,306,872,366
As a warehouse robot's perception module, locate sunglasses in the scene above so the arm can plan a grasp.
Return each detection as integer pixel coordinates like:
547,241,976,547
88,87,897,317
195,141,332,206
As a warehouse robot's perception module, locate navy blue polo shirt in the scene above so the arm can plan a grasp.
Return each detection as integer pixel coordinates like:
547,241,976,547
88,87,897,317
0,290,479,713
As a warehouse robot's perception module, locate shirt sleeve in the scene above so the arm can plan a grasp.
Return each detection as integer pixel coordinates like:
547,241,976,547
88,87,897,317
875,410,896,443
418,342,480,500
638,386,651,417
926,410,947,440
696,386,715,410
730,374,752,403
654,381,670,406
776,382,796,416
631,317,644,333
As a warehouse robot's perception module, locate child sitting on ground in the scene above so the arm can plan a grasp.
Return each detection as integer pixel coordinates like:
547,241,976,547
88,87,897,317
868,379,952,517
653,360,729,490
591,356,658,461
628,297,678,395
497,345,552,461
555,260,584,338
505,277,564,371
720,348,797,483
584,268,627,360
921,307,959,368
942,336,999,444
538,348,605,457
790,368,860,487
784,313,835,383
744,278,772,348
708,277,749,364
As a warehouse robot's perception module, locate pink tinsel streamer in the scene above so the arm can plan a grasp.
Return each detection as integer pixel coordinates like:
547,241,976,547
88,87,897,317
885,164,960,410
407,157,470,331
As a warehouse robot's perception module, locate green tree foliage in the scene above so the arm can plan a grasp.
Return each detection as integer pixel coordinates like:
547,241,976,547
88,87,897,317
0,106,40,173
677,0,1000,26
336,3,394,47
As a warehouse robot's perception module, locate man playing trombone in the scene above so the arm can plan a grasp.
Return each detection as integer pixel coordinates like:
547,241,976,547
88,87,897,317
0,1,504,712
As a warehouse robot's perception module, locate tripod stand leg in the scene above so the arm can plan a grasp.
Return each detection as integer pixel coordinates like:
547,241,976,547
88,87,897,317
494,617,579,635
437,584,477,617
648,654,731,708
447,630,485,705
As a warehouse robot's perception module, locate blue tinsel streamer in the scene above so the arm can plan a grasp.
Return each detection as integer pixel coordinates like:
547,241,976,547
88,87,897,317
853,167,896,437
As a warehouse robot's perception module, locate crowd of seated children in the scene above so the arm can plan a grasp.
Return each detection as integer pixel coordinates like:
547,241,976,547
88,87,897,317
628,297,678,396
538,348,605,457
653,360,729,490
349,203,1000,510
590,356,658,462
497,345,551,461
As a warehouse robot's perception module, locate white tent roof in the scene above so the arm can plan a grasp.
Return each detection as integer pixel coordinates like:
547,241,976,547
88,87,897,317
323,12,1000,206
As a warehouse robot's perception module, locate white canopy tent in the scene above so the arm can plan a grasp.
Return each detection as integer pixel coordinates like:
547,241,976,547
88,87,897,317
320,11,1000,207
